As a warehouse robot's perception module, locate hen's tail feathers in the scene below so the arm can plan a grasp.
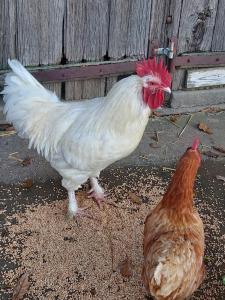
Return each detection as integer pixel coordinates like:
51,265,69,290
2,59,61,158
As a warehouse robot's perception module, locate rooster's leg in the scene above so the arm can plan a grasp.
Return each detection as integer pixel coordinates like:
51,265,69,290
67,190,90,219
88,177,106,207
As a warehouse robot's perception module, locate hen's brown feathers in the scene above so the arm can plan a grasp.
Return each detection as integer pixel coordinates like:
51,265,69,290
142,147,204,300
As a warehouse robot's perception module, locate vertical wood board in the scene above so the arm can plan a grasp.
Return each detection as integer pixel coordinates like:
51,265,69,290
211,0,225,51
0,0,16,68
177,0,218,54
65,0,109,100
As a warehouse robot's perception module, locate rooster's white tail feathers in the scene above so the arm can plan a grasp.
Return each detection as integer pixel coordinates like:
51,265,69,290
2,59,62,158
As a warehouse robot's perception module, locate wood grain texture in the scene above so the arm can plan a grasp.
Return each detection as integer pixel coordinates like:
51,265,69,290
149,0,170,48
105,76,118,94
82,79,105,99
177,0,218,54
167,0,183,38
44,82,62,99
16,0,64,66
39,0,65,65
64,0,85,62
186,67,225,88
16,0,40,65
109,0,151,59
172,69,186,90
65,0,109,100
0,0,16,69
65,81,83,100
126,0,151,58
65,0,108,62
211,0,225,51
108,0,129,59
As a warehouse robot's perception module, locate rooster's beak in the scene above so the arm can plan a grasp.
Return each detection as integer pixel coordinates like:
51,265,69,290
163,87,171,94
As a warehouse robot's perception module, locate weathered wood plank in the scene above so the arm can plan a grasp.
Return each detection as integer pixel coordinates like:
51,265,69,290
126,0,152,58
108,0,129,59
211,0,225,51
186,67,225,88
16,0,40,66
105,76,118,94
82,79,105,99
172,69,186,90
16,0,64,65
65,0,108,62
65,81,83,100
109,0,151,59
64,0,85,62
0,0,16,69
44,82,62,98
177,0,218,54
65,0,109,100
39,0,65,65
149,0,170,48
167,0,183,38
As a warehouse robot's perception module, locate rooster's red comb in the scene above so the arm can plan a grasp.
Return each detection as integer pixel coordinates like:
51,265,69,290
136,58,172,87
191,138,200,150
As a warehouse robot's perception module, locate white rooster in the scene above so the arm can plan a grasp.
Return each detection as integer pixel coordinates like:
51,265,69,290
2,58,171,218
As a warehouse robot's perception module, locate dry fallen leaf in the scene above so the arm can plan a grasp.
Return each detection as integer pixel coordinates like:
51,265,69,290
12,273,30,300
213,146,225,155
128,192,142,205
202,151,219,158
198,122,213,134
170,115,179,123
21,157,32,167
119,257,133,278
21,179,33,189
216,175,225,182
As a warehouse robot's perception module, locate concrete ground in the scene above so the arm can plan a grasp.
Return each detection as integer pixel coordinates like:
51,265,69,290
0,110,225,299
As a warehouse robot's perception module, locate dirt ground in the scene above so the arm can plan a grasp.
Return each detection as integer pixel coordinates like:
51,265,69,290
0,163,224,300
0,111,225,299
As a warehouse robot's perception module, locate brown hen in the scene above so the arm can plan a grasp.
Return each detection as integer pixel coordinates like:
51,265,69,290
142,139,205,300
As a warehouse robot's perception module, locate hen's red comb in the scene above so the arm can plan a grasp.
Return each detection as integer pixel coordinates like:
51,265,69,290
191,138,200,150
136,58,172,87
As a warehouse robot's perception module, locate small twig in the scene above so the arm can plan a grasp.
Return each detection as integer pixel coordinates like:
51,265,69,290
9,152,19,156
155,131,159,143
163,167,176,171
0,130,16,137
8,156,23,163
178,114,193,137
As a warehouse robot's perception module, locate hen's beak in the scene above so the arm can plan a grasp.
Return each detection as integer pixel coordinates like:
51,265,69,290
163,87,171,93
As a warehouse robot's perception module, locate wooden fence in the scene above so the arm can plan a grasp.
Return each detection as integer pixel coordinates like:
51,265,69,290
1,0,225,104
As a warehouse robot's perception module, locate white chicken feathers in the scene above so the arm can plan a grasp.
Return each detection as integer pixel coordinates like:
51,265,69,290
2,60,151,200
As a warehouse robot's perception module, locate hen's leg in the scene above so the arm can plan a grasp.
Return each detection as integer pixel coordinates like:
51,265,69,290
88,177,106,207
67,190,89,219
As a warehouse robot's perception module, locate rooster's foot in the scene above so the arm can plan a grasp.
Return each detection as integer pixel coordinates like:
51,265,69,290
66,206,92,220
87,189,107,208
